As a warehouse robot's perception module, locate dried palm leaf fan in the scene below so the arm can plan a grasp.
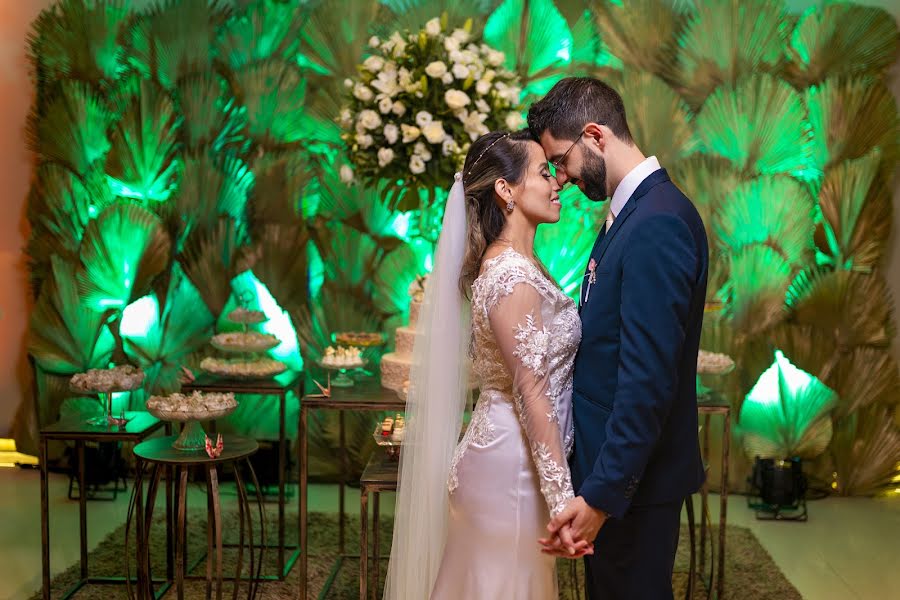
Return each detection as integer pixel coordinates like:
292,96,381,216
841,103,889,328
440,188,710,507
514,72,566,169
231,59,309,149
128,0,231,90
237,223,311,316
377,0,500,36
694,74,813,179
175,71,248,154
27,163,115,260
249,152,312,227
721,244,791,337
589,0,680,77
670,0,787,109
714,175,815,268
315,175,401,244
483,0,573,99
739,350,837,460
105,77,183,202
28,256,116,375
122,264,215,395
177,216,248,318
564,8,622,75
831,406,900,496
669,154,741,248
298,0,380,79
372,242,432,316
312,222,382,292
815,150,892,271
216,0,305,68
823,348,900,421
77,203,172,313
291,283,383,362
617,71,694,167
806,76,899,177
786,268,894,352
26,81,115,176
26,0,129,87
785,3,900,88
770,322,836,384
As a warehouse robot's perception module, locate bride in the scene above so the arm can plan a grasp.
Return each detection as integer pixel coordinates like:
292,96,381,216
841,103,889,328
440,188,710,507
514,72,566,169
384,130,591,599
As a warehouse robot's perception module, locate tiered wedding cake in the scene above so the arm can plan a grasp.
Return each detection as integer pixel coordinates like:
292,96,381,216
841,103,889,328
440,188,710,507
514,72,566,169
380,276,426,393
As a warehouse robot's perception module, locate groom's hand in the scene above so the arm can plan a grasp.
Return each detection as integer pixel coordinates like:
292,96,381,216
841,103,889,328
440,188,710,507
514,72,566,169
547,496,607,549
538,523,593,558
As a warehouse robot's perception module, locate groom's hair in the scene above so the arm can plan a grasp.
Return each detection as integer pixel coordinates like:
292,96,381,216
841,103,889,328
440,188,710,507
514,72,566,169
527,77,633,144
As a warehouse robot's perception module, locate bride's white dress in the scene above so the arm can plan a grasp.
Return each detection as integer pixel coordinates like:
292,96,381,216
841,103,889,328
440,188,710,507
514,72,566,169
431,247,582,599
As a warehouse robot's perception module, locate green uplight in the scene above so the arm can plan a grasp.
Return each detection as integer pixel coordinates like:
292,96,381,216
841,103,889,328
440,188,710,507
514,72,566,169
121,294,159,339
391,212,412,239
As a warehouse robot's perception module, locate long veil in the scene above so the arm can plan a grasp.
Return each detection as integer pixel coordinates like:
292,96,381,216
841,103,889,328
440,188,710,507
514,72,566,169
383,173,471,599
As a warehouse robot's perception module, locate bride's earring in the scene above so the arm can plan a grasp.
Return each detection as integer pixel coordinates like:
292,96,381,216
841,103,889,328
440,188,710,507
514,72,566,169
506,199,515,213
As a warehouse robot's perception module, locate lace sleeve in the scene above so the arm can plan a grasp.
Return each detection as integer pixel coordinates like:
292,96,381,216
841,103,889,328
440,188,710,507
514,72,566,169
489,280,574,517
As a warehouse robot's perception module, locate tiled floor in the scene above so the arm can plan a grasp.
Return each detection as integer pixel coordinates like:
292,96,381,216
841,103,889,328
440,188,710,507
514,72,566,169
1,467,898,599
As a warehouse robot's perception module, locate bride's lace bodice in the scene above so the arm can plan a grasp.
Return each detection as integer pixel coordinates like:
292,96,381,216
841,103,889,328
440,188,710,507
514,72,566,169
449,247,582,517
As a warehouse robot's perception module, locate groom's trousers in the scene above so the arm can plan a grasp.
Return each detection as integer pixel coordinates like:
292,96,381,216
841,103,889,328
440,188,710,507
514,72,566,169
582,498,683,600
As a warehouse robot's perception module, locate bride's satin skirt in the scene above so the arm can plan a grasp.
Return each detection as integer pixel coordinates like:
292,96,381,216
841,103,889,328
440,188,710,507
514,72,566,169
431,396,558,599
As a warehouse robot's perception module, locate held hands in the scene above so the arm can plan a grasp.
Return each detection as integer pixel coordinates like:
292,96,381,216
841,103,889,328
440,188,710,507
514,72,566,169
538,496,607,558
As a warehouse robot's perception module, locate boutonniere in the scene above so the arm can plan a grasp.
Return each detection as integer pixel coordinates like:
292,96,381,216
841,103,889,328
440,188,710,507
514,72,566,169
582,258,598,305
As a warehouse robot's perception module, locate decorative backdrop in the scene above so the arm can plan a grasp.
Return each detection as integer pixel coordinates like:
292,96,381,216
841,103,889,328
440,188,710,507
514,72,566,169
22,0,900,493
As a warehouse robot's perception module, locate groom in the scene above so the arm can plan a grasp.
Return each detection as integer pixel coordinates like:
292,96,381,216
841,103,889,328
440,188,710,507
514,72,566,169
528,78,708,599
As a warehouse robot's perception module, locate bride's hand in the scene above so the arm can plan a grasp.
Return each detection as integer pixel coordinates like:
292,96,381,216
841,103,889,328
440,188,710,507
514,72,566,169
538,523,593,559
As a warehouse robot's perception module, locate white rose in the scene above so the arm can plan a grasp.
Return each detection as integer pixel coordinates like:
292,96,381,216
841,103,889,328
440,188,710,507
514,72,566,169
383,60,398,75
415,111,433,128
445,89,471,111
422,121,446,145
449,50,463,64
459,50,477,65
502,86,521,103
425,17,441,37
356,133,374,148
441,72,454,85
476,79,491,96
371,74,399,97
414,141,433,161
358,109,382,130
401,124,421,143
344,78,353,88
458,109,488,140
392,101,406,116
452,28,470,43
442,138,459,157
409,155,426,175
398,68,412,87
452,63,470,80
353,84,374,102
505,112,526,130
425,61,447,78
339,108,353,128
340,165,354,183
369,36,380,48
444,36,461,53
378,96,393,114
487,49,505,66
363,55,385,72
482,69,496,82
475,98,490,113
389,32,406,56
377,147,395,167
383,123,399,144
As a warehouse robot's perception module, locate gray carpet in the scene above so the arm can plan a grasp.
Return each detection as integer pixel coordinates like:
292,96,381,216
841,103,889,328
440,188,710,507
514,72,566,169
32,507,801,599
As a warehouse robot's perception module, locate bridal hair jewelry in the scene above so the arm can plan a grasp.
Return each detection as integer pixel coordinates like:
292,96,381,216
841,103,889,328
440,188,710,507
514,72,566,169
466,133,510,176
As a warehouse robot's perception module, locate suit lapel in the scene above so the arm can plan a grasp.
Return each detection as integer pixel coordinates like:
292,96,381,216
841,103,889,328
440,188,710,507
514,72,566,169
578,169,670,314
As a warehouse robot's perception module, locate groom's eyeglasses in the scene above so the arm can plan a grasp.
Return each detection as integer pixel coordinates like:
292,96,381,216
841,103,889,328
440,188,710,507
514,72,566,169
549,130,585,178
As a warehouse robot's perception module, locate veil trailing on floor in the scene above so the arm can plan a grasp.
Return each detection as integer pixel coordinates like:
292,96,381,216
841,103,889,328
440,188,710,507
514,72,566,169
383,173,471,599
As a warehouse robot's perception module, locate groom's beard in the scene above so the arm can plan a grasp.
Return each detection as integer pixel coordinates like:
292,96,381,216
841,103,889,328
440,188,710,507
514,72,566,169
579,151,608,202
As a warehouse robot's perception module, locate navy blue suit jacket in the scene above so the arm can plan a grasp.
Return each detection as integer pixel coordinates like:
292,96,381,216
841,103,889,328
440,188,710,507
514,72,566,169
571,168,708,519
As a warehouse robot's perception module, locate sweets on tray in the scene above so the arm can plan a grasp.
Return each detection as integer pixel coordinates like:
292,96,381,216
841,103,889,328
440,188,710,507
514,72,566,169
321,346,364,368
334,332,384,347
200,357,287,378
147,391,236,414
227,307,267,324
378,414,405,443
70,365,145,393
211,331,279,352
697,350,735,375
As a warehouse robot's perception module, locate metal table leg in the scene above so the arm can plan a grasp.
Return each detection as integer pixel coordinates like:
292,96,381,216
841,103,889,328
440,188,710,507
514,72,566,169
360,486,368,600
299,405,308,598
718,413,731,600
40,437,50,600
373,492,380,600
77,441,87,580
278,391,287,577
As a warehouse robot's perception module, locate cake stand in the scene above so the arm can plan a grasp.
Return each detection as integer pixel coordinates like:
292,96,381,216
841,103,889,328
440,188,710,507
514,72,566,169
318,360,367,388
146,402,237,451
372,426,403,460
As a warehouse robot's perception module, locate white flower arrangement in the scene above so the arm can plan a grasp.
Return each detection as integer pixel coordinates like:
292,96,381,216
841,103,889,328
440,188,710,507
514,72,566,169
341,16,522,194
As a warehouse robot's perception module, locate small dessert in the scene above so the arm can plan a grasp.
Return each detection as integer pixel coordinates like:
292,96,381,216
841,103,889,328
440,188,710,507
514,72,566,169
391,415,405,442
321,346,364,368
211,331,279,352
147,390,237,415
697,350,735,375
71,365,145,393
200,357,287,378
381,416,394,437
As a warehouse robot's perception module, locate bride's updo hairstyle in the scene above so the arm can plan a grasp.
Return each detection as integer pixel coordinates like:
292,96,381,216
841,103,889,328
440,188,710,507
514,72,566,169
459,129,533,297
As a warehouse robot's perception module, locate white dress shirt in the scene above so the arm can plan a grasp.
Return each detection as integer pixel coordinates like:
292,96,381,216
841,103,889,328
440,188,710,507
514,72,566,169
609,156,661,218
